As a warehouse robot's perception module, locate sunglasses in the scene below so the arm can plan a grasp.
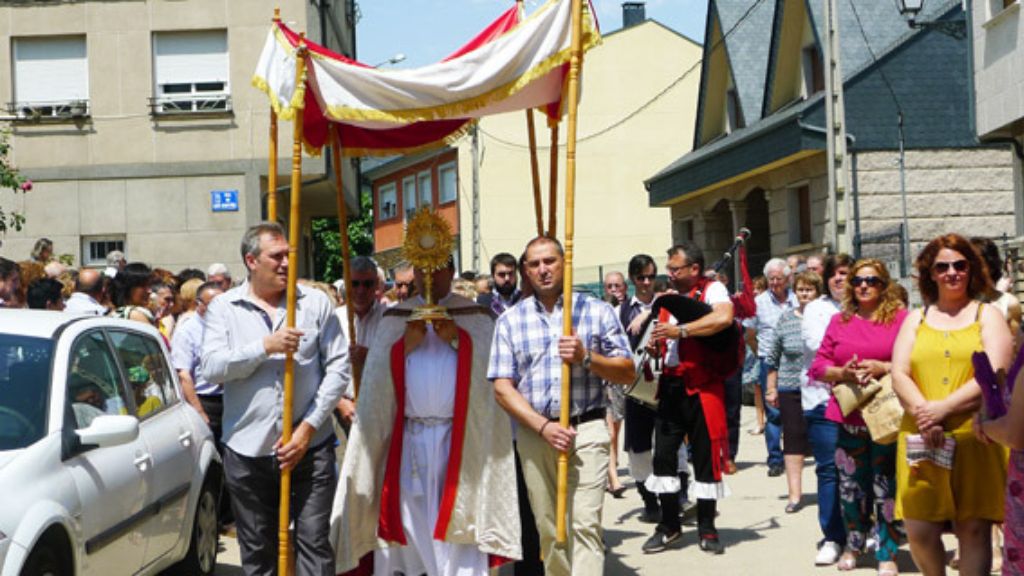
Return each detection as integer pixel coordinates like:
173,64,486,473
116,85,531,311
394,281,414,290
850,276,885,288
350,279,376,289
933,259,968,274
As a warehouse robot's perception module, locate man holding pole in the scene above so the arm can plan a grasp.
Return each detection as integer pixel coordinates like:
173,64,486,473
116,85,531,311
202,221,349,576
334,255,386,424
488,235,633,575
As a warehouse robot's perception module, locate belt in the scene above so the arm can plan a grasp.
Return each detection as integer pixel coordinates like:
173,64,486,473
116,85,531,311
550,408,605,428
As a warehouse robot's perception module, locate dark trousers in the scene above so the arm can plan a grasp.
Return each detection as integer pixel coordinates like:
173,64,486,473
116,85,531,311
223,440,337,576
198,394,233,524
512,446,544,576
723,370,742,461
652,377,717,535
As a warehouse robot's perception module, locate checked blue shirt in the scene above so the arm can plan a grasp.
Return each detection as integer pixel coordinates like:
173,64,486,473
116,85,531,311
487,292,631,419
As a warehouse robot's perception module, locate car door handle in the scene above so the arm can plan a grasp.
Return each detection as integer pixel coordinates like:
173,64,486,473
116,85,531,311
133,453,152,471
178,430,193,447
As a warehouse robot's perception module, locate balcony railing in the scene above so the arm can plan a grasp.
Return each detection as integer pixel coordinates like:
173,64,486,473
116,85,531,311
149,93,232,117
7,100,90,122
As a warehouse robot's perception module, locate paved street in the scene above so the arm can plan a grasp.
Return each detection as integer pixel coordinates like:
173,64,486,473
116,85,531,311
214,406,946,575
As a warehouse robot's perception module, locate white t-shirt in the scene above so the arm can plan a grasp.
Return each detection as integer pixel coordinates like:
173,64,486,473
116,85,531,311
664,280,731,367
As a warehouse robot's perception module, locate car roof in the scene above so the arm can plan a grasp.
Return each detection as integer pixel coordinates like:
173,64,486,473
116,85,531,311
0,310,155,340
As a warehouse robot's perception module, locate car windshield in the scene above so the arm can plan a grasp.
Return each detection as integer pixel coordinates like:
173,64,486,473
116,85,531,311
0,334,53,450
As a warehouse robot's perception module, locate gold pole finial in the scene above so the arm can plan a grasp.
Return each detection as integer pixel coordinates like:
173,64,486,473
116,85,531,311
273,7,280,21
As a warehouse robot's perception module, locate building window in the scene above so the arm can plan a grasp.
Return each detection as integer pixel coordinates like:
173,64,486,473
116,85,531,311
11,36,89,121
377,183,397,221
402,176,417,220
82,236,125,267
801,46,824,97
439,162,457,204
788,185,812,245
417,171,433,209
725,89,744,132
152,30,230,115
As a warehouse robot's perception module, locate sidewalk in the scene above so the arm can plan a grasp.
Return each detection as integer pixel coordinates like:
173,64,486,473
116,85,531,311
215,406,935,575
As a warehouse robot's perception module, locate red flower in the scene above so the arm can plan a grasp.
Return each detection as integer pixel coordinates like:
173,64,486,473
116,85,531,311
19,179,32,192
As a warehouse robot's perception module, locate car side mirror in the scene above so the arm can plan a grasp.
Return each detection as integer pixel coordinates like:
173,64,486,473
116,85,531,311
74,415,139,448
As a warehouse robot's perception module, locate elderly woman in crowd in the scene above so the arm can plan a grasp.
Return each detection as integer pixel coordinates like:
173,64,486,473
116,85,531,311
810,258,907,574
892,234,1012,576
765,271,846,565
765,271,821,511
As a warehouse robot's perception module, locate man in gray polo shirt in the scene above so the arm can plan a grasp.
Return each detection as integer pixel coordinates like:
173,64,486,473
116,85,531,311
202,221,349,576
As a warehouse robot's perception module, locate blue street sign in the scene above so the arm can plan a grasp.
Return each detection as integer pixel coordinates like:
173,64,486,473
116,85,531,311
211,190,239,212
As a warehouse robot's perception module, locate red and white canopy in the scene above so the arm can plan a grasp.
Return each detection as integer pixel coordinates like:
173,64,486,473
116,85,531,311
252,0,600,156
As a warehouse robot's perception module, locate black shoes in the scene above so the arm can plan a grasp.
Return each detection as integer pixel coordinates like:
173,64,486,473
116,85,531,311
767,464,784,477
641,528,682,553
699,533,725,555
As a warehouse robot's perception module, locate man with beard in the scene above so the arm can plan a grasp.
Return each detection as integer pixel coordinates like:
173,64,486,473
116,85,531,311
477,252,520,316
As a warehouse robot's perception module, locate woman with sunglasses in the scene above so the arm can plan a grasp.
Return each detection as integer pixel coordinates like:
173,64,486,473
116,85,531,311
810,258,907,574
892,233,1012,576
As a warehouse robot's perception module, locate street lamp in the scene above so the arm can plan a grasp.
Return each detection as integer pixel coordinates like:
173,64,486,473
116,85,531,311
896,0,967,39
373,53,406,68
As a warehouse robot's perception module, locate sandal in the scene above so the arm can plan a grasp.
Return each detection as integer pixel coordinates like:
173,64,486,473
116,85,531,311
836,550,858,571
784,501,801,514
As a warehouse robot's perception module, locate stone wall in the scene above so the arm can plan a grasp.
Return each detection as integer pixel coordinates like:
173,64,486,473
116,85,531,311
668,146,1017,279
852,147,1016,267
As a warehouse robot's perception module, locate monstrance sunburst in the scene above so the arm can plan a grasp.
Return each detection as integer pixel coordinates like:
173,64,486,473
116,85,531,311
402,207,454,322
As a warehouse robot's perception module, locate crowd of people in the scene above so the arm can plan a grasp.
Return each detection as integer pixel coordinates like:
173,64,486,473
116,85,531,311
1,226,1023,576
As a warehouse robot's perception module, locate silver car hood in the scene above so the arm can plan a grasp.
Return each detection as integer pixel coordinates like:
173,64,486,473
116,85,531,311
0,450,20,470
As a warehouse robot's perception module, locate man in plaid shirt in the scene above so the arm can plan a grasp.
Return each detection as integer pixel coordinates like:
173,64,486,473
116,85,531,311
488,236,634,576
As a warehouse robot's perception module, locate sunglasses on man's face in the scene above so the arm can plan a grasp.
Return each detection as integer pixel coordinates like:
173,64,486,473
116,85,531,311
350,279,376,289
395,281,414,290
850,276,884,288
933,259,968,274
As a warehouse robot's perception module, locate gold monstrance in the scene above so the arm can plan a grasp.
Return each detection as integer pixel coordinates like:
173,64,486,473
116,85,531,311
402,207,454,323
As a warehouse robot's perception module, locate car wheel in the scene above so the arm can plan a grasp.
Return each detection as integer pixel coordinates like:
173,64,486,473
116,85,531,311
22,541,66,576
166,476,219,576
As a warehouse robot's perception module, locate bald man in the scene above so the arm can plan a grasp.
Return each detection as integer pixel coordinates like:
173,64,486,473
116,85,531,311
64,268,109,315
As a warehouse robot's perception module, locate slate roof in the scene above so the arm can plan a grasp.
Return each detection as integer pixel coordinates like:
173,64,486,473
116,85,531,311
648,0,970,205
714,0,775,127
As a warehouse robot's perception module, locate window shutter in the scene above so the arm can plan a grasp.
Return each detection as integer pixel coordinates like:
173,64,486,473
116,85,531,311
154,30,228,87
14,36,88,104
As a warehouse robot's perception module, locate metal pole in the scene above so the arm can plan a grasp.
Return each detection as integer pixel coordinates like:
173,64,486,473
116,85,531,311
898,112,911,278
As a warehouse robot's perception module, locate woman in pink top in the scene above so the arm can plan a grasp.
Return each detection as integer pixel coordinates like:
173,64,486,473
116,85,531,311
810,259,908,575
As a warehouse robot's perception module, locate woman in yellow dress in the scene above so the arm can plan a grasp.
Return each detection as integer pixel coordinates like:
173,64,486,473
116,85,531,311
891,233,1012,576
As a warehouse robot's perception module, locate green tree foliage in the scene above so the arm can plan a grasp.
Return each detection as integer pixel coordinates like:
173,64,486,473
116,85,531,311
311,189,374,282
0,129,30,238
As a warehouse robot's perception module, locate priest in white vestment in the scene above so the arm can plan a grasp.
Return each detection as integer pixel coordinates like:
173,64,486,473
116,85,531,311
331,260,521,576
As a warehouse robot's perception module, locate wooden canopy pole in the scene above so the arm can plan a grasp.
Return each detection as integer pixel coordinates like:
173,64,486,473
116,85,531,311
517,0,543,236
526,110,545,236
268,8,281,222
278,35,307,576
330,125,360,398
547,120,559,238
556,0,585,545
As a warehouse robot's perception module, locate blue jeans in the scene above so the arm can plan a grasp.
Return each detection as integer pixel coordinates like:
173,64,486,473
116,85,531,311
758,360,782,467
804,404,845,545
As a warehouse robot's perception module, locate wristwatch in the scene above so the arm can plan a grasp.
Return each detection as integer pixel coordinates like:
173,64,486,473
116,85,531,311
678,324,689,339
582,349,593,371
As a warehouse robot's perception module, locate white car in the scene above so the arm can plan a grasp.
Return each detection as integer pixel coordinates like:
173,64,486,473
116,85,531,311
0,310,221,575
